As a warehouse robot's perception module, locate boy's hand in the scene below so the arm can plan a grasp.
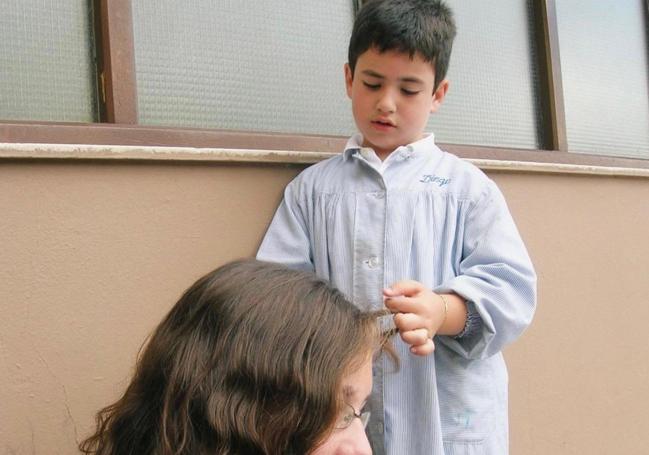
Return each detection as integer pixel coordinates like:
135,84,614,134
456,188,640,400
383,280,447,356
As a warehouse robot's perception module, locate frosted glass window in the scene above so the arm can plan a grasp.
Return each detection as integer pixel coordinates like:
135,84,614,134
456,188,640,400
556,0,649,159
132,0,355,135
429,0,545,150
133,0,544,149
0,0,97,122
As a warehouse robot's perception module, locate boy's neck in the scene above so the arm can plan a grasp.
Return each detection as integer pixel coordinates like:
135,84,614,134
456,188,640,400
375,149,392,161
361,134,430,161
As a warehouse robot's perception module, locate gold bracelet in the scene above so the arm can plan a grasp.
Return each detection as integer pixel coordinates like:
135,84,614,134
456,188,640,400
439,294,449,324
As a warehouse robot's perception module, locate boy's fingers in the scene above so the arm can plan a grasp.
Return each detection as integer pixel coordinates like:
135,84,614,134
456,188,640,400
410,339,436,356
383,280,425,297
384,296,422,314
393,312,425,332
399,328,429,346
382,287,401,297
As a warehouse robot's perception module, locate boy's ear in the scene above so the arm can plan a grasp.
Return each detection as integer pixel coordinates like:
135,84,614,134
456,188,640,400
344,63,353,99
430,79,450,113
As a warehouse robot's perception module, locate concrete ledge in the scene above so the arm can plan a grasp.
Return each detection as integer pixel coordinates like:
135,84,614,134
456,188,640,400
2,143,649,178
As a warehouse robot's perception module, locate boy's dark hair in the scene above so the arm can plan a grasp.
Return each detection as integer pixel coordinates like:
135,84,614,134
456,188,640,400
348,0,456,90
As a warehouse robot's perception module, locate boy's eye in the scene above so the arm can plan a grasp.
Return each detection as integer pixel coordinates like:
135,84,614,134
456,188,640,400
401,88,421,96
362,81,381,90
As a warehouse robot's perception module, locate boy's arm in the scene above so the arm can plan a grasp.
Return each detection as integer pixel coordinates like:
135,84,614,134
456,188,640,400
257,181,314,271
435,181,537,360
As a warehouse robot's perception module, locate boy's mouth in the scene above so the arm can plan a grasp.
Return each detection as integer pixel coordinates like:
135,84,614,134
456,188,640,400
371,119,396,130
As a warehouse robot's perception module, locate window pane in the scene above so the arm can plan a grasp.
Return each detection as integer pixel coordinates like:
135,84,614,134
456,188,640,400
0,0,97,122
429,0,545,150
132,0,355,135
556,0,649,159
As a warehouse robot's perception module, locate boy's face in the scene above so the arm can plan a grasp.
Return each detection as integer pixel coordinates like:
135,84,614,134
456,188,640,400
344,47,448,159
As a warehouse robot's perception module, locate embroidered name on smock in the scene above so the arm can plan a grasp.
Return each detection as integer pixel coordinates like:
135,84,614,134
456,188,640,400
420,175,451,186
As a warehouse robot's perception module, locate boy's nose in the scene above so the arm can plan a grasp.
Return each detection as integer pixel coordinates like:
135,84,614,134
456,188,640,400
376,92,396,114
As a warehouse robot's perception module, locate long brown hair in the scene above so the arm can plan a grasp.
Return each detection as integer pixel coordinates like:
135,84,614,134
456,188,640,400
80,259,385,455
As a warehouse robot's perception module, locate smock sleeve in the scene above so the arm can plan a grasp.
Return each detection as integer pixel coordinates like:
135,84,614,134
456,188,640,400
257,180,314,272
435,181,537,359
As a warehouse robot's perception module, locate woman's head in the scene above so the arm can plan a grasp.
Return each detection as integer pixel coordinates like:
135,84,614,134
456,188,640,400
81,259,383,454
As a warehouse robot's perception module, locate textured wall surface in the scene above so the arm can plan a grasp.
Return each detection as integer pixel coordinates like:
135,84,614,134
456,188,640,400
1,159,648,454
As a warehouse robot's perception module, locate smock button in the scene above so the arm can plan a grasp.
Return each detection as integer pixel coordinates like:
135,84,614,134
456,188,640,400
366,256,380,268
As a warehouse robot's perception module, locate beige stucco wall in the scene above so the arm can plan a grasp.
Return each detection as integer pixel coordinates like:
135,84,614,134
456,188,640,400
1,155,648,454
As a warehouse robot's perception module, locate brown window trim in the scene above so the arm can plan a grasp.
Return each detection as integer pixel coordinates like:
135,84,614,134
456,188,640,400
1,121,648,170
536,0,568,152
93,0,138,123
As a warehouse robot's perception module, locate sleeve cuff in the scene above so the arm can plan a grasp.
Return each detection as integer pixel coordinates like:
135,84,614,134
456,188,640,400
454,300,482,339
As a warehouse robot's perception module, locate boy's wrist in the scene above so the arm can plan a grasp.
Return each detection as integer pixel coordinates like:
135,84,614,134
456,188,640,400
436,293,468,337
438,294,449,326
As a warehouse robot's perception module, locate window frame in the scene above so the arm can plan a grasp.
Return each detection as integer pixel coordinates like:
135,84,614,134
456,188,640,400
1,0,648,170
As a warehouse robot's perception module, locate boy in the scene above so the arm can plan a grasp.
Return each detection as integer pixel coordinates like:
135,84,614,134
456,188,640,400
257,1,536,454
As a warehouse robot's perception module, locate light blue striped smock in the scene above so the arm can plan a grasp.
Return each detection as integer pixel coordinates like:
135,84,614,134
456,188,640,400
257,133,537,455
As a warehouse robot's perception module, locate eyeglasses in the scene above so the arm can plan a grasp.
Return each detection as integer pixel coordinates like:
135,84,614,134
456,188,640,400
335,403,371,430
